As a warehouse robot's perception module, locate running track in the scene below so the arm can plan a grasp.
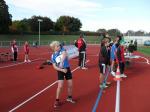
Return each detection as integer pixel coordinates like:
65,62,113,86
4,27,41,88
0,45,150,112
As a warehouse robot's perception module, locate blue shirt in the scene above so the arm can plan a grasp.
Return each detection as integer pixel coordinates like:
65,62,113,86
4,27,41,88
51,47,70,68
110,44,117,60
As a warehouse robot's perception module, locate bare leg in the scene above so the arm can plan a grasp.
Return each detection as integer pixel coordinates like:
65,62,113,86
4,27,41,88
67,79,73,96
56,80,64,99
99,73,104,84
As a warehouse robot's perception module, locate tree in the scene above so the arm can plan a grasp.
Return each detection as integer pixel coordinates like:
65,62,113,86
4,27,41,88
107,29,122,37
125,30,135,36
10,19,30,34
55,16,82,32
97,28,107,34
135,30,145,36
0,0,12,33
29,16,54,32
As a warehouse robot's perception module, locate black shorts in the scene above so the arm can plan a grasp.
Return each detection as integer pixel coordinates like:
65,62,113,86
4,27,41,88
57,67,72,80
99,63,106,74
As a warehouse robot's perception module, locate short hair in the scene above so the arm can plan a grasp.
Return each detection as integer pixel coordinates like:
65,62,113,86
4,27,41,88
50,41,60,51
101,38,109,46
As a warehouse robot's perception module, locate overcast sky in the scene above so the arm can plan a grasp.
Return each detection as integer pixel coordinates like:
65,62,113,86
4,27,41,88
6,0,150,33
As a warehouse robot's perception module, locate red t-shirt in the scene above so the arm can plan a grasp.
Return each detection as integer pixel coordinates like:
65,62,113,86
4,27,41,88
24,44,29,54
116,45,125,63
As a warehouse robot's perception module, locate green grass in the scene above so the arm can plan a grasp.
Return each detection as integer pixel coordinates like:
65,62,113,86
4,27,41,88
138,46,150,56
0,34,101,44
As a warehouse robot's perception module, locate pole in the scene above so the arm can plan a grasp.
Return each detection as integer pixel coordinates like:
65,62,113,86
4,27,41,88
38,19,43,46
39,21,40,46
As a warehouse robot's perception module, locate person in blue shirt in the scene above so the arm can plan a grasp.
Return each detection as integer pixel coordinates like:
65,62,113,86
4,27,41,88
110,36,121,76
50,41,75,108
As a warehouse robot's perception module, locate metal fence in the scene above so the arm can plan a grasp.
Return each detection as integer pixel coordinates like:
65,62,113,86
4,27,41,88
0,41,100,47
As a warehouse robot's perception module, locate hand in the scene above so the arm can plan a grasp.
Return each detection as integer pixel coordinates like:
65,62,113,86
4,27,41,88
59,62,63,68
62,69,67,73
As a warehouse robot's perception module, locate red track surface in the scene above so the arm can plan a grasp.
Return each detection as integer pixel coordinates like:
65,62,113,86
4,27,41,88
0,45,150,112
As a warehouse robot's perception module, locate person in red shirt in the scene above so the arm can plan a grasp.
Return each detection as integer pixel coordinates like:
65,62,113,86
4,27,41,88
24,41,31,62
115,40,127,78
74,34,87,69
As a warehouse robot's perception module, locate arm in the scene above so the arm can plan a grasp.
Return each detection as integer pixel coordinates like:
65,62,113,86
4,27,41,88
24,45,26,53
52,63,67,73
11,46,14,53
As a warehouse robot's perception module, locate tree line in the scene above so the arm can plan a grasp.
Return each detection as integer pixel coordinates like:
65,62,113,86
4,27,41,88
9,15,82,34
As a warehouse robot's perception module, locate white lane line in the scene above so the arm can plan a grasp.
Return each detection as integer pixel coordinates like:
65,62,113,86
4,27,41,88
9,81,58,112
0,58,45,69
140,56,150,65
9,60,90,112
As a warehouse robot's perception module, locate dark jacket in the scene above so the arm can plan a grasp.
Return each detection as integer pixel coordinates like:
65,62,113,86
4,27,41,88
99,46,110,65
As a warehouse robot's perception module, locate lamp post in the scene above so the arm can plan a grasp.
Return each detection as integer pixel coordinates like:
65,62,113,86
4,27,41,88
38,19,43,46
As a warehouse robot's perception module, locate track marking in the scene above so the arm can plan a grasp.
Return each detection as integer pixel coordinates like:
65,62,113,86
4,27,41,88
140,56,150,65
9,60,90,112
0,58,45,69
92,67,110,112
9,81,57,112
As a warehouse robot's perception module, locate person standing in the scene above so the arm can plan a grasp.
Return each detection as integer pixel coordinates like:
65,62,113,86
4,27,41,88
50,41,75,108
110,36,120,76
24,41,31,62
75,34,87,69
11,40,18,62
134,39,137,51
115,40,127,78
98,38,110,88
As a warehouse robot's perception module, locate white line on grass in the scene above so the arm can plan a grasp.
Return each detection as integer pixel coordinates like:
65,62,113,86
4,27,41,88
9,60,90,112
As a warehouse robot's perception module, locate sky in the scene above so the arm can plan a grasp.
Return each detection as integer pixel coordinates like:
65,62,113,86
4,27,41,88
5,0,150,33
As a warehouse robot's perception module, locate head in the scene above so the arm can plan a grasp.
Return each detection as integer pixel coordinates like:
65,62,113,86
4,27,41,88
114,35,122,44
79,34,84,38
101,38,109,47
13,39,16,44
25,41,28,45
50,41,61,52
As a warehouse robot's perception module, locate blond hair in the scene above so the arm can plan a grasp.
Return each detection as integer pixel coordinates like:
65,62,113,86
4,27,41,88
50,41,60,51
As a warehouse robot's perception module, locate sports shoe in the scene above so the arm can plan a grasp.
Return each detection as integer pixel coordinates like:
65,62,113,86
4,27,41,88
120,74,127,78
54,101,61,108
100,84,104,89
66,98,76,104
99,83,108,89
81,67,88,70
111,71,116,77
27,60,31,62
106,82,111,85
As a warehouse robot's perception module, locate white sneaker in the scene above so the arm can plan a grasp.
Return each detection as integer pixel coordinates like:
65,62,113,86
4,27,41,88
66,98,76,103
27,60,31,62
120,74,127,78
99,83,108,89
111,71,116,76
81,67,88,70
24,60,27,62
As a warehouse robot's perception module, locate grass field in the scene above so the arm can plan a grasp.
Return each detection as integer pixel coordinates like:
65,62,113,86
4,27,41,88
0,35,101,42
138,46,150,56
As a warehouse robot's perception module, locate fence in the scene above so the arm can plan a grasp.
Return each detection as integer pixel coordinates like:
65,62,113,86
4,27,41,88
0,41,100,47
124,36,150,45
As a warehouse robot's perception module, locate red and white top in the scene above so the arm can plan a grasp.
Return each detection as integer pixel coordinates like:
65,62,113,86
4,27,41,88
24,43,29,54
